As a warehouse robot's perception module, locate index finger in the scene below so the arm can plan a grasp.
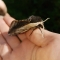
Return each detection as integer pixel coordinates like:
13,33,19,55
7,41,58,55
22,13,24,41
26,28,55,47
3,13,15,26
4,13,27,41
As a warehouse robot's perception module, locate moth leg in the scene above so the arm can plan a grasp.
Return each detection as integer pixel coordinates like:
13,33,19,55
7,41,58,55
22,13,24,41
15,34,22,42
29,26,38,36
29,24,43,36
37,24,44,38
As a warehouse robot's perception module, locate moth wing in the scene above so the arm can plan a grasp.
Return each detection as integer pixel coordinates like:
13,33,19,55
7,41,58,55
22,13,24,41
8,19,31,35
9,20,18,29
28,15,42,23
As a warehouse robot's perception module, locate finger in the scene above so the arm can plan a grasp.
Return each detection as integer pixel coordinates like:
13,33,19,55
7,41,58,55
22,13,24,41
0,16,20,49
9,39,35,60
26,29,54,47
0,32,11,57
0,0,7,16
3,13,15,26
4,13,27,41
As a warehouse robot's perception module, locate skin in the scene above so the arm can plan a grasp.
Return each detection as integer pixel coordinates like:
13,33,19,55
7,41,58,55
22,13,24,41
0,1,60,60
0,14,60,60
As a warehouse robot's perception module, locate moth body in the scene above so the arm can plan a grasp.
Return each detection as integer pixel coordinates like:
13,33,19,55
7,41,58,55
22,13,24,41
14,21,43,33
8,15,49,35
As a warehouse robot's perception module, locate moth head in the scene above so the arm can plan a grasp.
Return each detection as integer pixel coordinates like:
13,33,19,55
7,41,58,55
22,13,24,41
0,0,7,16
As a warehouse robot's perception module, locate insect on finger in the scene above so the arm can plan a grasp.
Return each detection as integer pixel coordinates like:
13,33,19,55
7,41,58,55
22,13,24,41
8,15,50,41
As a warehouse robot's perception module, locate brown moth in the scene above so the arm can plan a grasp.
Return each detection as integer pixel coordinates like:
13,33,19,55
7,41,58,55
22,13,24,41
8,15,50,37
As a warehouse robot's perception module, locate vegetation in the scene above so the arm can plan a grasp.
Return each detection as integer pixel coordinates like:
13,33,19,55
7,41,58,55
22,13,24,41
3,0,60,33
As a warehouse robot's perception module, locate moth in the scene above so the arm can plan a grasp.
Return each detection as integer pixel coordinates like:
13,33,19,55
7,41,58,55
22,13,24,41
8,15,50,37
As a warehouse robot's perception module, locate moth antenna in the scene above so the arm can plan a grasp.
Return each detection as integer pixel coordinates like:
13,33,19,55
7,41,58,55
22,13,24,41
43,18,50,23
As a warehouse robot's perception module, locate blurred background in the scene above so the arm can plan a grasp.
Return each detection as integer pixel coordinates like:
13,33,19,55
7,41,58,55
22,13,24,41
3,0,60,33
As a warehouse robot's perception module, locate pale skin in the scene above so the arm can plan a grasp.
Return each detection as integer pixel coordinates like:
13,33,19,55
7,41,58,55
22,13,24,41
0,13,60,60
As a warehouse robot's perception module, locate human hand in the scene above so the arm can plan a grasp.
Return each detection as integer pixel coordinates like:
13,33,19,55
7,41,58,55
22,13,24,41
0,0,60,60
0,14,60,60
